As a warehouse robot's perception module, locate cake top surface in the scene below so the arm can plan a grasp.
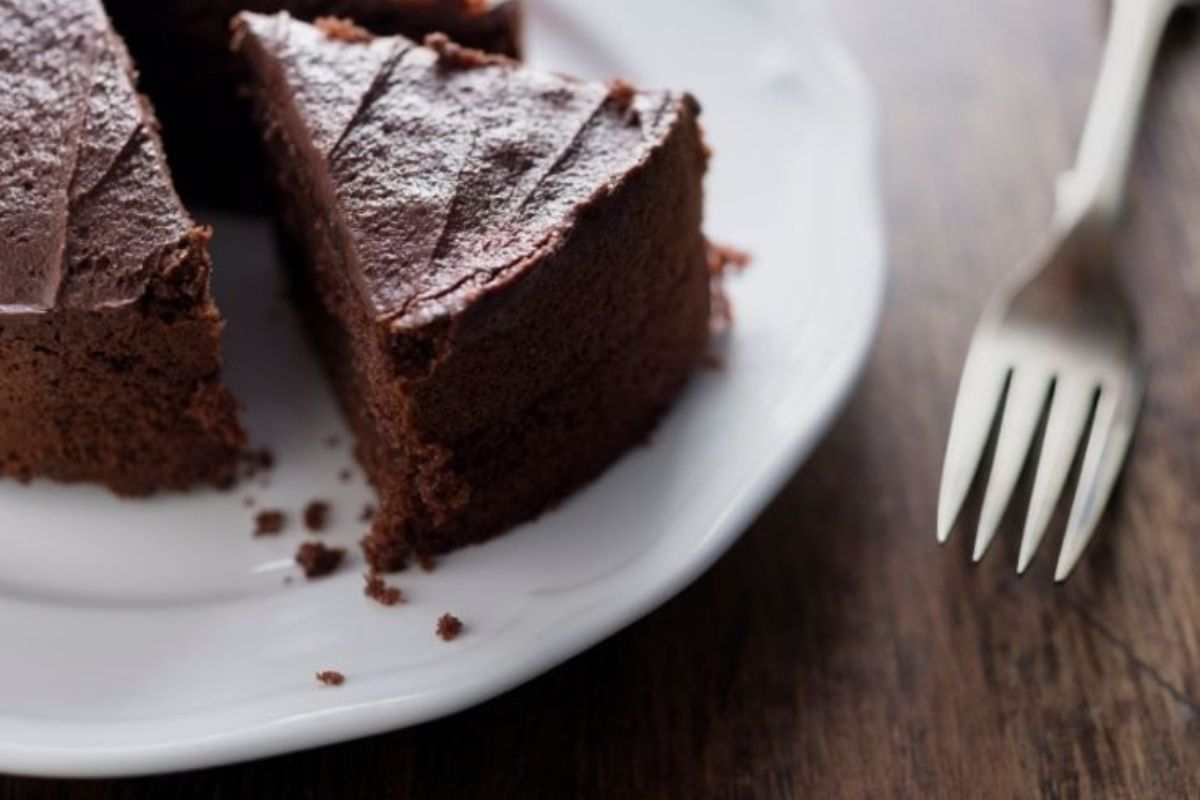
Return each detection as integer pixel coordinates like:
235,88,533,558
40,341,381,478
235,11,698,330
0,0,201,314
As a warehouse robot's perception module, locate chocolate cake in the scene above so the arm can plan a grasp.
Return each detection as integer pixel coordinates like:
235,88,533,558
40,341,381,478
104,0,523,207
233,13,711,569
0,0,244,494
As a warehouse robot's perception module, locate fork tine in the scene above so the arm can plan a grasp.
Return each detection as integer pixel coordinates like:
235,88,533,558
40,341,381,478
937,346,1008,543
1054,370,1145,582
972,370,1051,562
1016,378,1095,574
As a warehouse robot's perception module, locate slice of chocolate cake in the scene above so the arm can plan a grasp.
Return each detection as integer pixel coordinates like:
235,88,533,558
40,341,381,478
0,0,244,494
233,13,711,569
104,1,523,207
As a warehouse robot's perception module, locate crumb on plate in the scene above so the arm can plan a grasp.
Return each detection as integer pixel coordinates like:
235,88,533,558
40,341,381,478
316,670,345,686
436,613,464,641
296,541,346,578
304,500,331,532
364,573,404,606
254,509,286,536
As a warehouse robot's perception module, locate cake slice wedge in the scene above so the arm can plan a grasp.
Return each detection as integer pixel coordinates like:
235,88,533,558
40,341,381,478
0,0,245,494
233,13,712,569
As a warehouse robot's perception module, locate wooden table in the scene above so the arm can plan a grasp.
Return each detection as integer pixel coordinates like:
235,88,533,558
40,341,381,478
6,0,1200,796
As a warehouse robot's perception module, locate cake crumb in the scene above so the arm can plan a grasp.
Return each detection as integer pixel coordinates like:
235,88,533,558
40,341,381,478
364,573,404,606
242,496,256,508
608,79,636,107
254,509,287,536
359,504,376,523
296,541,346,578
707,242,750,335
283,575,294,585
338,468,353,482
706,242,752,276
324,434,341,448
436,613,464,641
608,79,636,111
315,16,373,43
304,500,331,532
316,670,345,686
425,32,510,69
361,533,409,573
416,553,437,573
607,80,640,124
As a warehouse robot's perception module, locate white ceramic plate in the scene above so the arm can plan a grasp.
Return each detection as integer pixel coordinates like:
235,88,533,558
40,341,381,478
0,0,883,778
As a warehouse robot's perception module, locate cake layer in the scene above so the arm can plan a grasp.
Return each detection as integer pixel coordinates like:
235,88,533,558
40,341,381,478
0,288,244,495
236,13,710,566
0,0,244,493
104,0,523,208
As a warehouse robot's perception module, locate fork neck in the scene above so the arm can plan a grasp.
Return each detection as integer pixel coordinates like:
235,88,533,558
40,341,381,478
1056,0,1177,233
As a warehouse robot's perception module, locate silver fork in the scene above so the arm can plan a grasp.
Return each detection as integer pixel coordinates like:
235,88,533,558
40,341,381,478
937,0,1190,581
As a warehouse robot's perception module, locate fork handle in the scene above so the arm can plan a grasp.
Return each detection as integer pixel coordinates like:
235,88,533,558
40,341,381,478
1057,0,1177,230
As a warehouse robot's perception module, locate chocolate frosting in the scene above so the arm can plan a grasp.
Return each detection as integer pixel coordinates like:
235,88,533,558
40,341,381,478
0,0,198,313
235,12,696,329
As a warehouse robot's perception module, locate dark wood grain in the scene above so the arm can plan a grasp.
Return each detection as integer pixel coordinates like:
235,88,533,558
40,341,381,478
6,0,1200,796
